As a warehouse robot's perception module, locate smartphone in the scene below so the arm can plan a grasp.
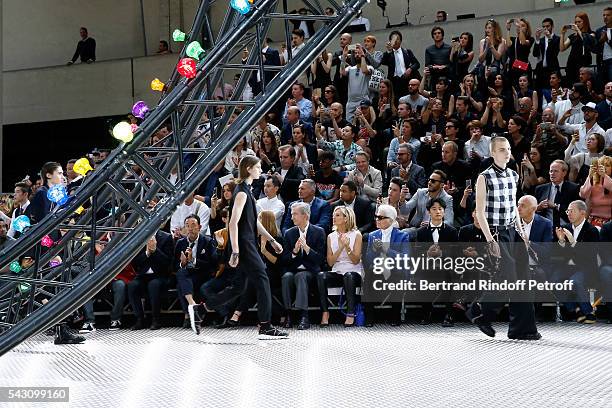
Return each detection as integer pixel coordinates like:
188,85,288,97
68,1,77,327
540,122,550,131
465,179,472,189
508,18,515,24
451,37,459,42
563,24,573,30
432,125,437,135
348,44,357,51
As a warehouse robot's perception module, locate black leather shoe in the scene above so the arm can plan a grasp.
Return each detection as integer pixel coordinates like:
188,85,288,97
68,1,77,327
297,316,310,330
215,316,240,329
282,315,293,329
442,313,454,327
420,313,432,325
54,324,85,345
150,320,161,330
508,332,542,340
466,304,495,338
390,319,402,327
130,319,146,331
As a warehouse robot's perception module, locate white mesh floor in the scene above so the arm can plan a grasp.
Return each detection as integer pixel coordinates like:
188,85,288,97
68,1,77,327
0,323,611,407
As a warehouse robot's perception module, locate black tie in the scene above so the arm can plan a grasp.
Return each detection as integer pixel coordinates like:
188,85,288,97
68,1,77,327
430,226,442,233
554,185,561,205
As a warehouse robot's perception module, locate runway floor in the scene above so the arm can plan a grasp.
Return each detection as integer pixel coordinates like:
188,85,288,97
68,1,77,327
0,322,611,407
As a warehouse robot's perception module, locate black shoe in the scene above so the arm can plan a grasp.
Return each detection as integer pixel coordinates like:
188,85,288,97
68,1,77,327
442,313,454,327
182,318,191,329
319,322,329,328
282,315,293,329
150,320,161,330
258,325,289,340
390,320,402,327
216,316,241,329
581,313,596,324
364,320,374,328
607,318,611,324
188,304,206,335
130,319,146,331
466,304,495,338
54,324,85,345
508,332,542,340
297,316,310,330
419,314,432,325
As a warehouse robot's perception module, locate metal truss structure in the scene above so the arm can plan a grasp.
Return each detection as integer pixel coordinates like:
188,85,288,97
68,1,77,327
0,0,367,356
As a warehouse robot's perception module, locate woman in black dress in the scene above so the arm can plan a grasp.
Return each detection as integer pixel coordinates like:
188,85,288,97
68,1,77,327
505,18,534,86
560,12,595,87
189,156,288,339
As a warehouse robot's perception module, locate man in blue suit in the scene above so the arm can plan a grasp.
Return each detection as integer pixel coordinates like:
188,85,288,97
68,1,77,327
281,202,326,330
364,204,410,326
282,179,331,233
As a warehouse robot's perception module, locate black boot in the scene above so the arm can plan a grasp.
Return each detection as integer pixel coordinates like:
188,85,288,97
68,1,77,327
54,324,85,345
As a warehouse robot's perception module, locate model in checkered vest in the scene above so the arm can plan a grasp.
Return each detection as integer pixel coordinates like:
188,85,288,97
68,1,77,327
465,137,541,340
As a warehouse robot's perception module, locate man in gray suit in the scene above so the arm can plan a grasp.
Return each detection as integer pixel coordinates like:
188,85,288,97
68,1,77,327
404,170,454,238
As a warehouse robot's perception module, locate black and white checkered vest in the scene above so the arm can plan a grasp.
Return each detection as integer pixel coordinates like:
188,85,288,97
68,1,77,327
481,164,518,227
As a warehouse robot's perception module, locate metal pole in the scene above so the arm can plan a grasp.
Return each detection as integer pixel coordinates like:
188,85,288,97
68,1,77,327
139,0,148,56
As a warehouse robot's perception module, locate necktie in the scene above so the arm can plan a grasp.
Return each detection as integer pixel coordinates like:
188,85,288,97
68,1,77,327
554,185,561,205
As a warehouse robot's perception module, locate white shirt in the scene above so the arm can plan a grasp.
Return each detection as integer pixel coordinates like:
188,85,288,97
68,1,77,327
521,217,537,265
605,128,612,149
282,42,305,63
430,221,444,243
547,100,584,125
561,122,605,155
604,28,612,61
349,16,371,32
393,48,407,77
7,200,30,238
343,199,355,212
464,135,491,160
549,181,564,203
381,225,394,243
572,219,585,242
257,196,285,230
170,200,211,236
185,235,199,267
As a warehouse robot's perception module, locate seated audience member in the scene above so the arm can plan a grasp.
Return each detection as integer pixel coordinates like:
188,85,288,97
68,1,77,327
506,115,532,162
291,123,319,174
255,127,281,174
559,102,605,156
595,81,612,130
282,179,331,233
551,200,599,324
449,96,478,140
225,138,256,173
464,120,492,163
318,207,364,327
564,133,605,184
318,102,350,142
535,160,581,227
579,155,612,227
547,83,586,125
0,220,14,253
364,204,410,325
276,145,306,203
282,82,313,126
390,144,427,196
332,181,376,233
405,170,454,233
175,215,219,329
281,106,314,145
314,150,343,204
316,123,363,172
399,80,428,113
281,202,326,329
346,151,383,202
533,108,568,163
599,221,612,324
441,119,466,160
209,181,235,236
520,144,549,195
170,192,211,238
387,118,421,167
415,198,458,326
197,161,230,207
157,40,172,55
256,175,285,230
128,228,174,330
67,27,96,64
379,177,412,228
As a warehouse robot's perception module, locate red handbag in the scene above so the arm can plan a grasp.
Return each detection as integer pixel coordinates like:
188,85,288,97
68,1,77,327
512,59,528,71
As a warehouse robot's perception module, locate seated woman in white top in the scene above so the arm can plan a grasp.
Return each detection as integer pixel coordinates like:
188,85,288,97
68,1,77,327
317,206,363,327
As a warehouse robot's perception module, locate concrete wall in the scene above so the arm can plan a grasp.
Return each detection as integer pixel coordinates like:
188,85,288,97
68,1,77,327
2,0,161,71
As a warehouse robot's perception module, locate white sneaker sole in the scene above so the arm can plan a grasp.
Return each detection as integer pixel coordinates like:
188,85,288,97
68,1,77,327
188,305,201,335
258,333,289,340
78,329,95,334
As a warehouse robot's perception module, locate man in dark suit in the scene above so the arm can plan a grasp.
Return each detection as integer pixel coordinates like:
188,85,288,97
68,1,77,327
7,182,33,239
275,145,305,203
175,214,218,328
598,221,612,324
331,181,375,234
282,179,331,233
241,37,281,97
594,7,612,85
331,33,352,105
128,228,174,330
533,18,560,90
281,202,326,329
551,200,599,324
415,198,459,326
380,30,421,100
391,144,427,196
535,160,580,227
363,204,410,326
595,81,612,130
289,8,316,38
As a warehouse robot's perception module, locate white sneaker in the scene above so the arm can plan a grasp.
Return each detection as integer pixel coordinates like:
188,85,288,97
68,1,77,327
79,322,96,334
109,320,121,331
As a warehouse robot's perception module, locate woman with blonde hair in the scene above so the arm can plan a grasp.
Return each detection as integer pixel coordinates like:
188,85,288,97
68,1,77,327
579,155,612,227
317,206,363,327
477,19,506,77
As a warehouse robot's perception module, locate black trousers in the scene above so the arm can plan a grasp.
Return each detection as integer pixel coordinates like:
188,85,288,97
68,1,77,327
127,275,168,321
478,228,538,337
203,260,272,323
317,271,362,315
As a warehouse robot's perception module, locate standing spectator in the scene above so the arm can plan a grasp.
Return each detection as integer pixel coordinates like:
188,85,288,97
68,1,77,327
450,32,475,82
564,133,606,184
0,220,14,252
424,26,452,89
477,19,506,78
596,81,612,130
560,12,596,87
579,156,612,227
533,18,561,90
29,162,64,225
505,18,534,86
541,71,569,109
310,49,333,94
332,33,353,105
67,27,96,65
7,182,32,239
281,29,309,88
594,7,612,84
559,102,604,155
342,44,374,122
289,8,315,39
533,108,568,163
381,30,421,100
436,11,447,23
399,80,429,114
362,35,383,69
348,10,370,32
548,83,587,125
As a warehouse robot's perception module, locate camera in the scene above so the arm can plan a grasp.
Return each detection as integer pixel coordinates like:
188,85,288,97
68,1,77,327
451,37,459,42
563,24,573,30
347,44,357,52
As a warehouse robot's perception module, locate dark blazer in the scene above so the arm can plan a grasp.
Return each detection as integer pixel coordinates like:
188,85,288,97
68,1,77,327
131,230,174,277
594,26,612,72
381,48,421,80
534,182,580,226
532,34,560,70
243,47,282,95
526,214,554,264
415,223,459,260
281,223,326,273
174,233,218,275
331,196,376,233
281,122,314,145
28,186,52,225
600,221,612,265
458,223,487,243
390,163,428,195
10,204,35,239
278,165,305,203
557,220,599,285
595,99,612,130
282,197,331,233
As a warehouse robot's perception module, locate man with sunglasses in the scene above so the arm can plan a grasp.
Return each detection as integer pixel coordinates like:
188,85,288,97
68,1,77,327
404,170,454,239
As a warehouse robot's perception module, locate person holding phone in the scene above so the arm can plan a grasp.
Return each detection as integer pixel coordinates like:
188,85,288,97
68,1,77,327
381,30,421,100
560,12,596,87
533,18,561,90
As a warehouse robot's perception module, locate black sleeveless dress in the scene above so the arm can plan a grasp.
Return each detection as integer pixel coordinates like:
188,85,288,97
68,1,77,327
229,182,266,271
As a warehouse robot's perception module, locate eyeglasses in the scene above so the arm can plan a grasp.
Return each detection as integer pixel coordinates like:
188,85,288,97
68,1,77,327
324,89,334,93
428,178,442,183
375,215,389,220
445,125,455,129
